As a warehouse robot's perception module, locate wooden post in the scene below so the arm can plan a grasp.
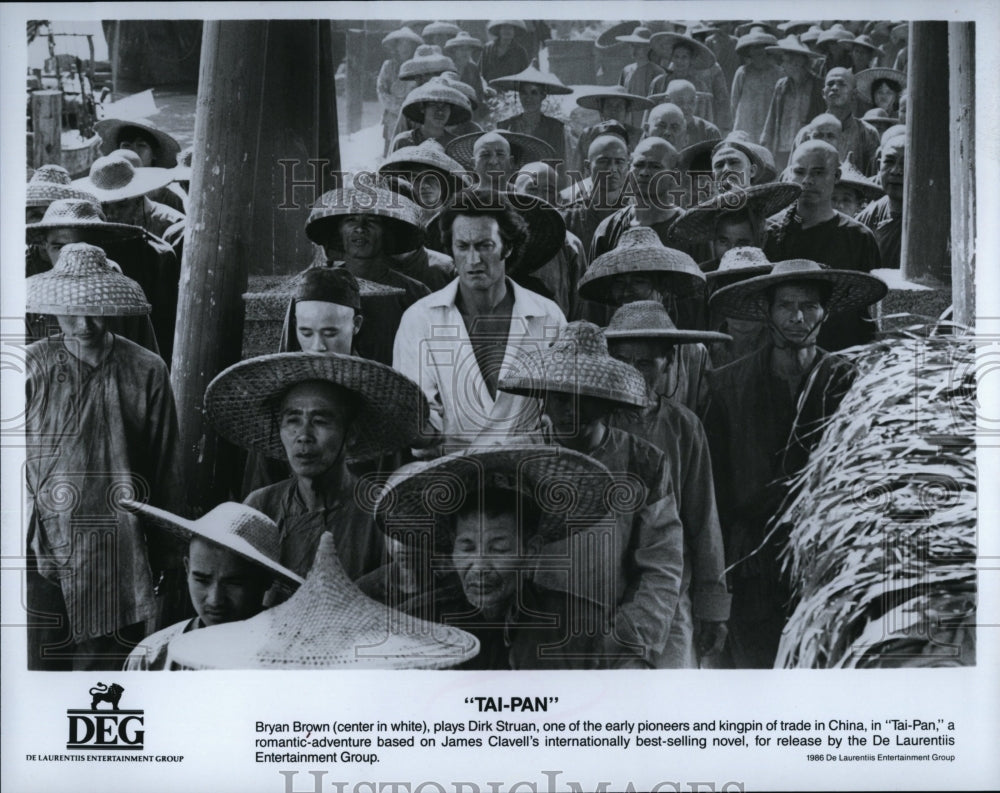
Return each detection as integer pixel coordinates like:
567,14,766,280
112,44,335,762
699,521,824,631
900,22,951,287
30,90,62,169
948,22,976,327
170,21,269,510
346,28,365,134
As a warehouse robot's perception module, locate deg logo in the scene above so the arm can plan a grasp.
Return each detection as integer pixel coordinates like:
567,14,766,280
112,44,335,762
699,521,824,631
67,683,145,750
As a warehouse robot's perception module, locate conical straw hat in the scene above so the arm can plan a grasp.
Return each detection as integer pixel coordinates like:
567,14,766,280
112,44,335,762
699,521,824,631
375,442,620,552
204,351,428,463
399,45,456,79
577,226,706,303
650,31,717,70
575,85,653,113
709,259,889,320
26,197,144,243
26,165,99,208
400,80,472,125
445,129,556,171
444,31,483,51
26,242,151,317
499,321,649,408
667,183,802,243
854,67,906,99
422,21,461,39
489,64,573,95
605,300,732,345
836,159,884,201
304,185,424,254
123,500,304,585
705,246,773,288
95,117,181,167
167,533,480,669
72,154,174,201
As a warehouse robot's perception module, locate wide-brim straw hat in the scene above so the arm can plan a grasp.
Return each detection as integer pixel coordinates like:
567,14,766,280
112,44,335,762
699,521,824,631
650,32,716,69
444,31,483,51
423,21,461,39
575,85,653,113
167,533,479,670
667,183,802,242
72,154,174,202
735,27,778,53
687,22,720,40
616,25,655,46
709,258,889,321
800,25,825,45
578,226,706,303
489,64,573,95
817,24,855,47
304,185,424,255
735,21,779,38
766,35,819,58
400,80,472,125
435,72,480,110
778,21,815,36
605,299,731,345
399,46,456,80
855,67,906,99
487,19,528,34
596,21,640,48
837,159,884,201
27,242,150,316
891,22,908,43
204,352,428,463
382,26,424,50
245,265,407,317
425,188,565,274
378,142,472,189
95,118,181,168
445,129,555,171
499,320,648,408
123,500,304,586
26,178,98,208
850,34,885,56
706,246,774,287
861,107,901,132
375,442,618,551
26,197,144,244
678,138,722,173
713,135,779,184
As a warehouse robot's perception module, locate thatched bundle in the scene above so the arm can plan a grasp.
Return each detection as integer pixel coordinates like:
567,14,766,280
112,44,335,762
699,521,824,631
774,328,976,668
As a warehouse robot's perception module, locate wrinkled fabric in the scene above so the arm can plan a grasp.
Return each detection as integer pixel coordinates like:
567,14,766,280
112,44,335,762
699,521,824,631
731,62,783,142
760,74,825,163
123,616,200,671
498,113,567,167
532,231,588,320
855,195,901,269
481,41,529,82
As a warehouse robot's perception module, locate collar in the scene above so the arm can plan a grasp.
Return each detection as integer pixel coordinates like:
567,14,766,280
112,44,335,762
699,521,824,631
427,276,554,318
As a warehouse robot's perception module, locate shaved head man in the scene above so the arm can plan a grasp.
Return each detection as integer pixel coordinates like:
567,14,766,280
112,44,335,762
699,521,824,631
629,137,679,209
563,134,632,255
665,79,721,145
645,103,688,150
711,142,757,190
473,132,514,187
512,162,559,206
821,67,880,175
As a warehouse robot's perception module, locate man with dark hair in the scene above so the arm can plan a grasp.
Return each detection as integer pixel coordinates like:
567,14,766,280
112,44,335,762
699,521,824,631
394,189,566,454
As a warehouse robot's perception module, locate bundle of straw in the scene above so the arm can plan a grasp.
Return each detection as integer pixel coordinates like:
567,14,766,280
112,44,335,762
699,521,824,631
774,328,976,668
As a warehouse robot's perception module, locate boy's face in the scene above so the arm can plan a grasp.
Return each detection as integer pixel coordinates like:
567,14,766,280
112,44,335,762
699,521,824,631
185,538,270,627
542,391,608,440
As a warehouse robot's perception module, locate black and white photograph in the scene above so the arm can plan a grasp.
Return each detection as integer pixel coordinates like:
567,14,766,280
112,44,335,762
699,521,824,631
2,2,998,791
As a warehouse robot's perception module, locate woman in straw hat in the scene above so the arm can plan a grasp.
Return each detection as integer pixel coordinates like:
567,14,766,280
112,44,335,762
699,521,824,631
25,243,185,671
205,350,429,595
481,20,530,83
730,26,782,143
378,26,424,156
122,502,304,670
497,321,686,668
95,117,182,169
390,78,473,153
604,301,732,667
493,64,573,169
375,442,644,669
704,258,887,667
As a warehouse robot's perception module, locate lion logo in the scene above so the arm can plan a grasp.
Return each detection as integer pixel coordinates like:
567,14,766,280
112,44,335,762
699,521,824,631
89,682,125,711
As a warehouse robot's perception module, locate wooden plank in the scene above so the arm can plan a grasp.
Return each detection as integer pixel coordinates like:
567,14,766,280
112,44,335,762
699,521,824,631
948,22,976,327
30,90,62,169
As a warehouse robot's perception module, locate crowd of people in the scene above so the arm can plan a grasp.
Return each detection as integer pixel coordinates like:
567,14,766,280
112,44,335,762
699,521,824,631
25,18,914,671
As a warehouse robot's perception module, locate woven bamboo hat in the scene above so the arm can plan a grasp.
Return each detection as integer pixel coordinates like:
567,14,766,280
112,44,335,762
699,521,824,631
734,21,779,37
445,129,555,171
245,265,406,317
95,118,182,167
72,155,174,202
836,159,884,201
735,27,778,54
687,22,720,39
606,300,732,345
575,85,653,113
578,227,706,303
167,533,480,670
399,45,456,80
436,72,480,110
108,148,143,168
378,141,472,191
706,246,773,288
850,34,884,57
777,21,815,36
854,67,906,99
490,64,573,95
650,32,716,69
709,259,889,321
426,187,565,274
800,25,825,45
668,183,802,243
26,197,144,244
616,25,656,46
499,320,649,408
26,242,150,316
375,441,618,551
400,80,472,125
594,21,637,48
123,500,304,585
304,185,424,254
26,165,99,208
204,352,428,463
817,24,855,48
766,35,818,58
382,26,423,50
487,20,528,34
678,138,722,174
861,107,901,133
444,30,483,52
423,21,461,39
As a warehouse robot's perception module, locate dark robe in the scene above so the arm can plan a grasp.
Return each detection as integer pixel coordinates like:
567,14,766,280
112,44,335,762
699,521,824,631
481,40,529,82
855,195,901,269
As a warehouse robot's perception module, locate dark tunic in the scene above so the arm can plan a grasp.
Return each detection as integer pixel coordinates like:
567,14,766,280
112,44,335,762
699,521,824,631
498,112,566,167
481,40,530,82
762,206,882,351
391,247,458,292
705,343,855,667
855,195,901,269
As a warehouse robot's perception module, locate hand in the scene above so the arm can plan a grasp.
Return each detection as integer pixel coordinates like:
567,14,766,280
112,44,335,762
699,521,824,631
695,620,728,658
